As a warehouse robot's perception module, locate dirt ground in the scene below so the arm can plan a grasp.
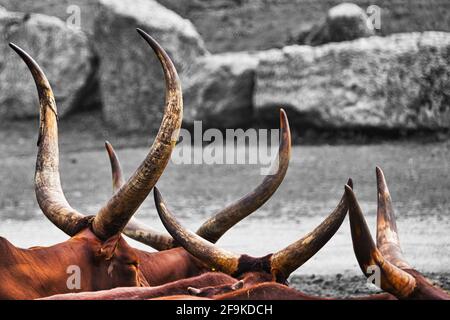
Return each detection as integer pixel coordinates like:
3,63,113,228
290,272,450,297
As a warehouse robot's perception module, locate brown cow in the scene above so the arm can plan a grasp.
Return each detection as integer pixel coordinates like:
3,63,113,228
9,27,291,293
345,167,450,300
0,29,182,299
36,108,291,288
0,230,148,299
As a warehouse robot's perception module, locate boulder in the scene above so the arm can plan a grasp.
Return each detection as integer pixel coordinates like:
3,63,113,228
254,32,450,131
303,3,375,45
0,0,209,131
182,52,259,128
93,0,209,131
0,6,93,119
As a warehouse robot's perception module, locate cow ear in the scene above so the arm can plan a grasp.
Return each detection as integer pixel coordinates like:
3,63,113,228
187,287,201,296
231,280,244,290
97,234,121,260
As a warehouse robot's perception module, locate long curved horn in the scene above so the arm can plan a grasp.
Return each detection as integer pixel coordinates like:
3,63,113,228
92,29,183,240
104,141,176,250
195,109,291,243
155,187,241,275
123,219,176,251
269,179,352,281
9,43,86,236
345,185,416,298
375,167,410,269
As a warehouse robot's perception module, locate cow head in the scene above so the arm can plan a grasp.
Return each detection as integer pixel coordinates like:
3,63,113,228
345,167,450,300
5,28,182,295
64,229,149,289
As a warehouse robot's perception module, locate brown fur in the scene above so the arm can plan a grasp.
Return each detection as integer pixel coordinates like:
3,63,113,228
136,248,208,286
39,272,236,300
213,282,397,300
0,229,149,299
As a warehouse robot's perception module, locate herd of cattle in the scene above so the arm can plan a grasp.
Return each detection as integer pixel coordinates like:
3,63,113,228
0,29,448,300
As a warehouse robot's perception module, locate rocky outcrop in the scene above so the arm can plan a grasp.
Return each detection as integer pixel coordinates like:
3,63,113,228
0,0,209,131
93,0,208,131
303,3,375,46
182,52,259,128
254,32,450,131
0,6,93,119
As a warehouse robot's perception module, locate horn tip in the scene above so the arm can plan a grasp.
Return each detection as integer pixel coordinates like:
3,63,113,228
279,108,291,151
375,166,388,192
344,184,354,197
136,28,145,38
347,178,353,189
104,141,114,155
136,28,154,44
279,108,288,129
153,186,162,201
9,42,25,56
375,166,383,177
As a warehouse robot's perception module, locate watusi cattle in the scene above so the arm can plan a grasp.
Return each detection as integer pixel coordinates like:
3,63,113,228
345,167,450,300
4,28,292,297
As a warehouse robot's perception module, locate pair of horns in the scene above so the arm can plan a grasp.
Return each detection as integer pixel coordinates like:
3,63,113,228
154,172,351,281
10,29,182,240
345,167,417,298
105,109,291,250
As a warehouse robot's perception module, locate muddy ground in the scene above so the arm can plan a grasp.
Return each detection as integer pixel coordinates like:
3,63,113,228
290,272,450,297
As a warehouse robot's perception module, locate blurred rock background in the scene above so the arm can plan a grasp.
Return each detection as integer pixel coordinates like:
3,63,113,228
0,0,449,137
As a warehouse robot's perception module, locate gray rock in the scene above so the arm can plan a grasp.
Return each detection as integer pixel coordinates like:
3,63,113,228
157,1,450,53
254,32,450,131
0,0,106,34
93,0,209,131
0,0,209,131
0,7,93,119
182,52,259,128
304,3,375,46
